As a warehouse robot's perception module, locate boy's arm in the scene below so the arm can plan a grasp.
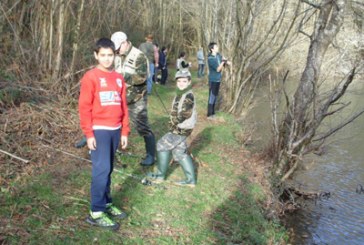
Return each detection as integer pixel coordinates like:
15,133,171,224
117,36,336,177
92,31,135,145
121,135,128,149
78,73,95,138
181,60,190,68
120,76,130,137
154,45,159,67
131,54,148,84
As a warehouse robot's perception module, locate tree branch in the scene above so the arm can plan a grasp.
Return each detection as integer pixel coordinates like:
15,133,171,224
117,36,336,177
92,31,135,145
330,68,356,104
301,0,321,9
0,149,30,163
313,109,364,142
322,102,350,117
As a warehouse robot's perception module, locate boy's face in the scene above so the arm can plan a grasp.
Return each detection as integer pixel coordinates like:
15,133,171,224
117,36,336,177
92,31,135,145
212,45,219,53
176,77,191,90
94,47,115,71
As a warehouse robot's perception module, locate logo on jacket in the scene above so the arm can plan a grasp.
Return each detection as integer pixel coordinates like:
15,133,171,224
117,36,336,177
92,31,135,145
99,78,107,87
99,91,121,106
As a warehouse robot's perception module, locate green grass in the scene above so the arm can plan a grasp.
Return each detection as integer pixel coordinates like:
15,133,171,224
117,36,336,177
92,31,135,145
0,69,287,244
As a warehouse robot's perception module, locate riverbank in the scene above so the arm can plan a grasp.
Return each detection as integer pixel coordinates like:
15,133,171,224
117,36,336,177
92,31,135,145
0,71,287,244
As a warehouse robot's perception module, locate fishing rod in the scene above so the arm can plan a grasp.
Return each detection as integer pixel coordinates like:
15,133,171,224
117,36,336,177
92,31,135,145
151,84,170,116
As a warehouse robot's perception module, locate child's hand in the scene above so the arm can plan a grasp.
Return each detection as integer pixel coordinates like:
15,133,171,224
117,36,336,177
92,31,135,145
87,137,96,150
121,136,128,149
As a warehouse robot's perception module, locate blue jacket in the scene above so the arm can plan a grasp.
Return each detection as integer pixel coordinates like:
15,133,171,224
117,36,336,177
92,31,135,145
207,53,222,82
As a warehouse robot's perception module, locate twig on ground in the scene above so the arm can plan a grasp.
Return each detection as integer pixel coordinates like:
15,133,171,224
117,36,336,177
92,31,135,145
40,144,91,163
0,149,30,163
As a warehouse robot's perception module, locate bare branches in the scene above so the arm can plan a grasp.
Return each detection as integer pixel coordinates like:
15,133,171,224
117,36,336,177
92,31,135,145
329,68,356,105
272,0,353,183
314,109,364,142
301,0,321,9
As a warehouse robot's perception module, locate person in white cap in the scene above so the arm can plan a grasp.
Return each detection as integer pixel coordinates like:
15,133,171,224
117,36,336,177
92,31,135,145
110,31,156,166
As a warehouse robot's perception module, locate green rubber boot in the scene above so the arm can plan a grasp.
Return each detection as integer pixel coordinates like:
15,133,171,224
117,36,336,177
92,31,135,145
146,150,170,182
175,155,196,187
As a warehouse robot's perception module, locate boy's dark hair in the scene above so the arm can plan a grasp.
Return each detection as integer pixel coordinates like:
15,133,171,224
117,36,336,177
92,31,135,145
208,42,217,53
179,51,186,58
161,46,167,52
94,38,115,54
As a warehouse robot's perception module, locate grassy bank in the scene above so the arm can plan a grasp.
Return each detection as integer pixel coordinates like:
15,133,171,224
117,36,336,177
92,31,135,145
0,70,287,244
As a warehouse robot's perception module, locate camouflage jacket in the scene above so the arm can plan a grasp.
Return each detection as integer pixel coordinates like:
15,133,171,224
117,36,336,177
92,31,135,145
114,42,148,104
169,90,196,136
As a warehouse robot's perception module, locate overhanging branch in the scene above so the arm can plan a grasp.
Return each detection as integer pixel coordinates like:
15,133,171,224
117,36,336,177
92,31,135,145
313,109,364,142
301,0,321,9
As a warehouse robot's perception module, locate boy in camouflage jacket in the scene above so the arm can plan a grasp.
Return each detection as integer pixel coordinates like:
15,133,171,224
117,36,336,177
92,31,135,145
147,70,197,187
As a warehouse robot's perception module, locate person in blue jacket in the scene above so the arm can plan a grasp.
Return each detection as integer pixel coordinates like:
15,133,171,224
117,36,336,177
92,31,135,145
207,42,229,119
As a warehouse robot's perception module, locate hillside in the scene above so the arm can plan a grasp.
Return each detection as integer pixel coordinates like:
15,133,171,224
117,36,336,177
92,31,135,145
0,71,287,244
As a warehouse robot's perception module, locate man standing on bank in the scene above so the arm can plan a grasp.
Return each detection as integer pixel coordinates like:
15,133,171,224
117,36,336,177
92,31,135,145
139,34,159,95
111,31,156,166
197,46,205,78
207,42,230,119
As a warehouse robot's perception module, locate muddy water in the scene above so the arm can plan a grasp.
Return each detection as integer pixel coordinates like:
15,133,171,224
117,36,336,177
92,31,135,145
247,84,364,244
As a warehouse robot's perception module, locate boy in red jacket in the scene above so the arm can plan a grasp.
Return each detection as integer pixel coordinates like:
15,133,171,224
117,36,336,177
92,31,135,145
79,38,130,230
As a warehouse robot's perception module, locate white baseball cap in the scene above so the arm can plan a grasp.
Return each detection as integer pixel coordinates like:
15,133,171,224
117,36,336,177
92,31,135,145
111,32,127,50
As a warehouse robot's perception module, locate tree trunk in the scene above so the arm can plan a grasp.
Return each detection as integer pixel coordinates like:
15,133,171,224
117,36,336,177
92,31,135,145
275,0,347,180
52,0,66,80
69,0,85,81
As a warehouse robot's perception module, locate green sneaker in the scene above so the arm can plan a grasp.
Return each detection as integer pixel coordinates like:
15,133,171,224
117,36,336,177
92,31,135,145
85,211,119,230
106,204,128,219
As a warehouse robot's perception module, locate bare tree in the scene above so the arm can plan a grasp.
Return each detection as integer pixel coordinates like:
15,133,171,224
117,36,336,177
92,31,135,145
69,0,85,82
52,0,66,80
197,0,304,115
271,0,364,183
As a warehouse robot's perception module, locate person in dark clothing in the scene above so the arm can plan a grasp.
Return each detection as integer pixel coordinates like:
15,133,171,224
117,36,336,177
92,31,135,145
207,42,229,119
159,47,168,85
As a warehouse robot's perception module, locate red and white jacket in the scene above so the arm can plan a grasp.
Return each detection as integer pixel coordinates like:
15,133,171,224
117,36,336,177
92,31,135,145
78,67,130,138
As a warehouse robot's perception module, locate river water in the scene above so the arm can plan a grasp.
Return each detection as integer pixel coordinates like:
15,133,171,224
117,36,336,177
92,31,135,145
247,83,364,244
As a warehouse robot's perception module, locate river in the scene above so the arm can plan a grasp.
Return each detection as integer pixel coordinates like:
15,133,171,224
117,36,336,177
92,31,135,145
247,82,364,244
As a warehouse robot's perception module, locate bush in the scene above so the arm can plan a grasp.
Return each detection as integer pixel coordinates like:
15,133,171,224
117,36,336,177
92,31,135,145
0,88,22,108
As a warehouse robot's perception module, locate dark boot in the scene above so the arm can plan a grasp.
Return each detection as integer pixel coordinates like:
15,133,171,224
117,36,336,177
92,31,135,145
146,150,170,182
175,156,196,187
141,133,156,166
75,136,87,148
207,104,214,117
